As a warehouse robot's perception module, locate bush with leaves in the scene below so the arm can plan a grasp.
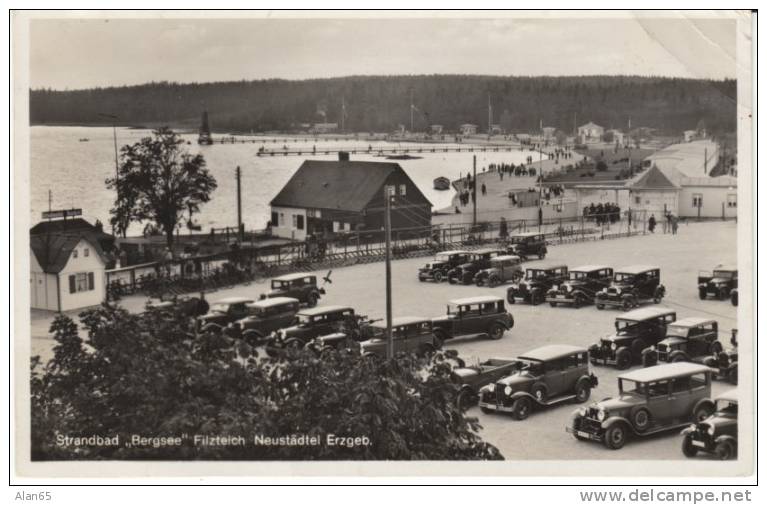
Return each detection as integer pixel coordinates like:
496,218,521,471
31,304,502,461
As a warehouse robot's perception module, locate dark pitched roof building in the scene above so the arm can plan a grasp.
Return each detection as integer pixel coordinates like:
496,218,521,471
269,159,432,239
30,233,108,274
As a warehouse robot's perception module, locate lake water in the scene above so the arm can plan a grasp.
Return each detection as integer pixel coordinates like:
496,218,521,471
30,126,531,235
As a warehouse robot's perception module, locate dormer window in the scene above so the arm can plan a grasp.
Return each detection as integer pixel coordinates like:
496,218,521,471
84,248,90,257
72,249,78,258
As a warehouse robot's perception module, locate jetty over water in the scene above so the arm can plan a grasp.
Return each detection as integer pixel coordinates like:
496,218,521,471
254,144,526,157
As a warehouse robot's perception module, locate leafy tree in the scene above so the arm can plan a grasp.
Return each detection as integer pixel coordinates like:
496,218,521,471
31,305,502,461
105,128,217,247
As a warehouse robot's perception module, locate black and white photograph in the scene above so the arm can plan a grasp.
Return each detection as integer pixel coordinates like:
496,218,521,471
10,9,756,483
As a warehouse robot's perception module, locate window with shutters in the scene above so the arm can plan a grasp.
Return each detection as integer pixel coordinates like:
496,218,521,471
69,272,95,293
84,247,89,257
72,249,78,259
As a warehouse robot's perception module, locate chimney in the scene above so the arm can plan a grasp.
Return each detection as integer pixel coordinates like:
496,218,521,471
338,151,350,162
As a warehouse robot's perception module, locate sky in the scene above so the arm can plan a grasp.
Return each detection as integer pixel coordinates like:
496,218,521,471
28,14,738,90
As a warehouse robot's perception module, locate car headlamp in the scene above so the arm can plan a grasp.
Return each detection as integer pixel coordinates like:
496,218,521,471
610,343,617,351
552,285,559,291
578,407,588,417
504,385,513,396
650,345,656,351
597,409,607,421
480,384,492,393
707,425,715,435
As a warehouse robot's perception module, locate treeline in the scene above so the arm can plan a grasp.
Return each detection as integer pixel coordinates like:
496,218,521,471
30,75,737,134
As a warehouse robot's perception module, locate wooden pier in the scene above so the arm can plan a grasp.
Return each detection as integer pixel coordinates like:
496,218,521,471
254,144,526,157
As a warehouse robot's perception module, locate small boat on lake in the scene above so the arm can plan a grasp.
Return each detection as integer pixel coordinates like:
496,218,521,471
433,176,451,190
386,154,422,160
78,138,89,142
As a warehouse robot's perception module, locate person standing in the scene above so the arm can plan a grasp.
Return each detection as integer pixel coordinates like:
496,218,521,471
671,214,679,235
481,182,487,196
648,214,657,233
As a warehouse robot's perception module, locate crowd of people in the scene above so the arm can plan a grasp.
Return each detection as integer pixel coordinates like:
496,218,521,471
583,202,622,224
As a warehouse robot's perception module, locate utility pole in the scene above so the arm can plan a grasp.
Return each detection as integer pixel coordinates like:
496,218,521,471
488,94,492,134
409,88,414,133
472,155,477,228
538,143,543,232
235,166,243,242
341,96,346,132
384,186,393,359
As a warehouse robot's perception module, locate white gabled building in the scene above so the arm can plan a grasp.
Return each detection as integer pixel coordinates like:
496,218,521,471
30,233,108,311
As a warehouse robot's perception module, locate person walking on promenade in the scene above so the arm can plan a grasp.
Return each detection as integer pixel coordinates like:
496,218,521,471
671,214,679,235
481,182,487,196
648,214,657,233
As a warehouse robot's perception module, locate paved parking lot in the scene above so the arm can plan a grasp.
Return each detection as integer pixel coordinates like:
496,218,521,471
30,220,740,460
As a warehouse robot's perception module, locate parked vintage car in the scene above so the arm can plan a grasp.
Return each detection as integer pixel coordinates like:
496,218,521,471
546,265,614,308
702,329,739,385
589,307,677,369
452,357,521,408
473,255,524,287
447,248,504,284
225,297,300,345
595,265,665,310
268,305,358,351
698,265,738,302
418,250,471,282
568,362,715,450
359,317,440,358
506,231,548,260
260,273,326,307
196,296,255,332
681,389,738,460
506,265,569,305
641,318,722,367
478,345,598,420
431,295,514,343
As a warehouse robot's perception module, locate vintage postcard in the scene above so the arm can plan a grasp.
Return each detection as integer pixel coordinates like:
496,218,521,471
11,10,755,479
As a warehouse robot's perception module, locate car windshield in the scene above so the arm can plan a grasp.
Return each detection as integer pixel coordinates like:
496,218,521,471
619,379,646,396
715,400,738,415
271,280,288,289
525,270,544,280
569,271,587,280
614,273,635,283
246,306,264,317
518,359,544,376
510,236,525,244
713,270,734,279
665,325,691,338
296,313,314,324
435,253,453,261
209,304,230,313
615,320,641,333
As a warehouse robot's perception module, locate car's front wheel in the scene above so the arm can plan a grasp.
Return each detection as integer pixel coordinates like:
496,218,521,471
603,424,628,450
512,397,532,420
731,291,738,306
596,303,605,310
698,288,707,300
682,434,699,458
574,381,591,403
487,323,505,340
715,440,736,460
433,271,444,282
457,389,477,410
615,348,632,370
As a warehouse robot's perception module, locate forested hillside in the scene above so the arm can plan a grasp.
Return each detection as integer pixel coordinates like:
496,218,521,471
30,75,737,134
